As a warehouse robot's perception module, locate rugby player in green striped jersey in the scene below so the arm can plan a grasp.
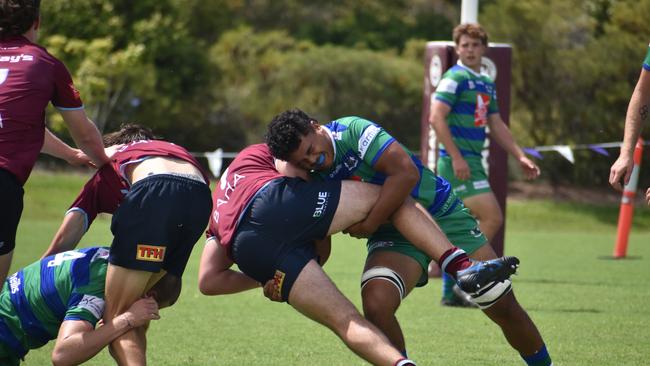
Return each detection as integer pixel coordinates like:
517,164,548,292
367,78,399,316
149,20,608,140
428,23,540,308
266,109,551,366
0,247,179,365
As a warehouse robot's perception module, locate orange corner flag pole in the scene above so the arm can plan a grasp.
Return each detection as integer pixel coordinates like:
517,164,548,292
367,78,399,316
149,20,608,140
613,138,644,258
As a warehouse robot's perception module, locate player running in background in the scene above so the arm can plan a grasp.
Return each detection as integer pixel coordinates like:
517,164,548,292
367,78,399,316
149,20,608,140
265,109,552,366
610,42,650,205
198,142,517,366
41,124,212,365
0,0,109,287
428,23,540,307
0,246,180,366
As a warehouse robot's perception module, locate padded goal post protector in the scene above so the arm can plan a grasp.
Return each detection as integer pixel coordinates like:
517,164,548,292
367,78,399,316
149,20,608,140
419,41,512,257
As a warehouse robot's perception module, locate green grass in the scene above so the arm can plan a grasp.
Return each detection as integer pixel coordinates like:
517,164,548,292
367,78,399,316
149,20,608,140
15,171,650,365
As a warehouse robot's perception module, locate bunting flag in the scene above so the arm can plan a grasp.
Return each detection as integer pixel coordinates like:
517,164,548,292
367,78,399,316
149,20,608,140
190,140,647,178
205,148,224,177
588,145,610,156
192,149,238,177
521,141,650,164
523,147,543,160
552,145,575,164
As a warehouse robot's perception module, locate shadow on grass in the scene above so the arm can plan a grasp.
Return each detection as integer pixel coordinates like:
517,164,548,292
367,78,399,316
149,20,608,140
527,306,602,314
516,278,611,287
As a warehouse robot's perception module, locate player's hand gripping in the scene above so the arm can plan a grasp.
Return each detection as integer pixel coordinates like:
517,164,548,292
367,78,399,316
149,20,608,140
518,156,540,180
262,279,282,302
609,154,634,191
122,296,160,328
452,156,471,181
66,148,96,168
343,219,379,238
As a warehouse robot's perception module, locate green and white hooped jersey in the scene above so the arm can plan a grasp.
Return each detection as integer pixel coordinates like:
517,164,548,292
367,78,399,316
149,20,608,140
0,247,109,359
434,61,499,157
312,116,456,217
643,43,650,71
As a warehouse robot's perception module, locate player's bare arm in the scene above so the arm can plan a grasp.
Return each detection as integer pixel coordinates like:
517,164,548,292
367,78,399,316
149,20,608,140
429,100,470,180
58,109,110,168
198,238,260,296
344,142,419,237
51,297,159,366
610,68,650,190
487,113,540,180
42,210,86,258
41,128,93,167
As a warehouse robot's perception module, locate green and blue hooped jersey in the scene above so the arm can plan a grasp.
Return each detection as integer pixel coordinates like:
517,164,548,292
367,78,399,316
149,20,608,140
433,62,499,157
312,116,456,217
0,247,109,359
643,44,650,71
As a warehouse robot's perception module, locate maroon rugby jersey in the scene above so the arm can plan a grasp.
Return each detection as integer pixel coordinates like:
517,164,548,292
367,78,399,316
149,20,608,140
0,36,83,184
69,140,209,229
206,144,283,250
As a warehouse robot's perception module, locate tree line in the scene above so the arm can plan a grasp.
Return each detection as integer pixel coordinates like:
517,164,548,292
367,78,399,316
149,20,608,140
41,0,649,186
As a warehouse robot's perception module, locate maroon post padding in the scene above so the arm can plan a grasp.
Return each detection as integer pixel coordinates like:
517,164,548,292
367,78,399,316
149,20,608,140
420,41,512,257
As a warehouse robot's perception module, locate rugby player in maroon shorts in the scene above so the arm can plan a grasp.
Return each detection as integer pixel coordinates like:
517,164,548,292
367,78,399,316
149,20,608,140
198,144,517,365
42,124,212,364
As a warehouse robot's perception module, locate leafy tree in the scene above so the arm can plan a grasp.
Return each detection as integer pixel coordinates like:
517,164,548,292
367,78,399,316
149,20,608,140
483,0,650,186
208,28,423,148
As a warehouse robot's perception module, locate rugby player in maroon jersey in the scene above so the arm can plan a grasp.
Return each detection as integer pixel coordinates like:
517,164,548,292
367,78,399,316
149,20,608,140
0,0,109,286
42,124,212,364
198,143,517,366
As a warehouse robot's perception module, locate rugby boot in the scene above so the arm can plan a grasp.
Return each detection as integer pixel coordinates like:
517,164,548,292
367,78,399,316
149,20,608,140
455,256,519,309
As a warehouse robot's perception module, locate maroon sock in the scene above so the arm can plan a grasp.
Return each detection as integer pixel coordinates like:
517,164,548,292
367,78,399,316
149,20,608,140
439,247,471,280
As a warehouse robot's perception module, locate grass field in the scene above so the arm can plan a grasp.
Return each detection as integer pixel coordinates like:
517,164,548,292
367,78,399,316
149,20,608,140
15,171,650,365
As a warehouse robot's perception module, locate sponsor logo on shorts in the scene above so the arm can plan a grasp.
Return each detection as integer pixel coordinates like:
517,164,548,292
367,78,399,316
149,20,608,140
454,184,467,192
473,180,490,190
368,240,395,250
313,191,330,217
470,227,484,238
136,245,166,262
273,270,285,299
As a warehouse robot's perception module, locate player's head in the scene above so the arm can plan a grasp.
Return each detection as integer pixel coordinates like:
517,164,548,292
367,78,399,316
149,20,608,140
145,273,182,309
103,123,157,147
0,0,40,40
453,23,488,70
266,108,333,172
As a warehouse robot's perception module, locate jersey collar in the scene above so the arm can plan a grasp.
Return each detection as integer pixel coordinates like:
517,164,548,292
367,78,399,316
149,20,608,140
456,60,484,78
323,125,337,162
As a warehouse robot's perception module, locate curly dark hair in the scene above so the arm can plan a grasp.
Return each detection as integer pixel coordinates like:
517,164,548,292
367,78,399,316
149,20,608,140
265,109,317,161
102,123,158,147
0,0,40,40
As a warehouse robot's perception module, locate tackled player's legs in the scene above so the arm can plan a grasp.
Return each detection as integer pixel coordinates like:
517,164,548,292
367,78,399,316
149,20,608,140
104,265,163,365
331,181,453,261
469,244,545,357
289,260,405,366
